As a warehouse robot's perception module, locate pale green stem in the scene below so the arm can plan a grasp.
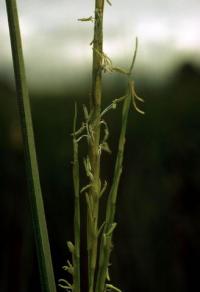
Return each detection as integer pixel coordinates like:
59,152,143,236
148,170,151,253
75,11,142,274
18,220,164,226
95,38,139,292
95,93,131,292
5,1,57,292
72,104,81,292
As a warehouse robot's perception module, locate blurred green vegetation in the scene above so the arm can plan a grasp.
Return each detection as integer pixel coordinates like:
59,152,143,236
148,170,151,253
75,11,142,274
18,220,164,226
0,62,200,292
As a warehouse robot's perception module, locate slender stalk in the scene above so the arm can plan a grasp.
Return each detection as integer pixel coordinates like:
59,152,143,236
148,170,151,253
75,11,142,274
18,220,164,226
5,1,57,292
95,92,131,292
72,104,81,292
95,38,139,292
87,1,105,292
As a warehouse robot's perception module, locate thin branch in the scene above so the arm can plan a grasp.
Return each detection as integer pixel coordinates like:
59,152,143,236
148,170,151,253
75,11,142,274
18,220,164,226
128,37,138,75
95,38,140,292
95,94,132,292
72,103,81,292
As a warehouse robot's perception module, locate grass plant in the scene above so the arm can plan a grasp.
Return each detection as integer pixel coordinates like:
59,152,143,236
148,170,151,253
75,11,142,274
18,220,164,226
61,1,144,292
5,0,144,291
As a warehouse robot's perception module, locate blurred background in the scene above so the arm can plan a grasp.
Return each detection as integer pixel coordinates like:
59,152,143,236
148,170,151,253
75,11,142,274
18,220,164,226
0,0,200,291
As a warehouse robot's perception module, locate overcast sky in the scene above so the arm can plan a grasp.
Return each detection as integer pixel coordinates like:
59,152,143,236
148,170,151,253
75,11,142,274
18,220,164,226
1,0,200,91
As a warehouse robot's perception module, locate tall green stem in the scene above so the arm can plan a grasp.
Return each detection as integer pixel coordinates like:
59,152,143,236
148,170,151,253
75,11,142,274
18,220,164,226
5,1,56,292
87,1,105,292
